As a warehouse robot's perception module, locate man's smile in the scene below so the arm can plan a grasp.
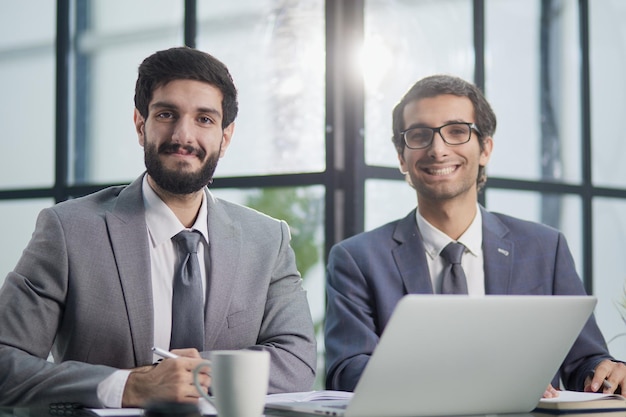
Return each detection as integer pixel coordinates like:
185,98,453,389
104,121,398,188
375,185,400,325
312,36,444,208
421,165,459,176
159,143,205,160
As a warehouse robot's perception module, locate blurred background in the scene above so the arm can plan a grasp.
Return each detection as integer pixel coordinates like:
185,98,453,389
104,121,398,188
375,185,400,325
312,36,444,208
2,0,626,387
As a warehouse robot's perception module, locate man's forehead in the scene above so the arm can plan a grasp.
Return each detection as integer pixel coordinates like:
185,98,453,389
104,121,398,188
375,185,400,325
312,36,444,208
149,79,224,114
403,94,475,124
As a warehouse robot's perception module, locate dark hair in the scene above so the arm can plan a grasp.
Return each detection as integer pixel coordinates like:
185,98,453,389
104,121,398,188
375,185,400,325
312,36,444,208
134,46,238,129
391,74,496,190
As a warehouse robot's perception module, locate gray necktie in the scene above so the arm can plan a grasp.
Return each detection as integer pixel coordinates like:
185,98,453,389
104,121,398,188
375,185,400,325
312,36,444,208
440,242,469,294
170,230,205,351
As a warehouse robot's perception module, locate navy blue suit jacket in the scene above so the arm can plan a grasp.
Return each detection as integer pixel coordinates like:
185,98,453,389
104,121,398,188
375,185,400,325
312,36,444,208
325,206,613,391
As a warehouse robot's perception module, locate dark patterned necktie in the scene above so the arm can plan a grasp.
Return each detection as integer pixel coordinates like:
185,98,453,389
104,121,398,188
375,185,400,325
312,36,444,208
170,230,205,350
440,242,469,294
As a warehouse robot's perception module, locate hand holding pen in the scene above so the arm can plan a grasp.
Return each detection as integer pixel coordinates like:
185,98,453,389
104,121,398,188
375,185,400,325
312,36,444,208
585,365,617,394
122,347,209,406
152,346,212,365
152,346,180,359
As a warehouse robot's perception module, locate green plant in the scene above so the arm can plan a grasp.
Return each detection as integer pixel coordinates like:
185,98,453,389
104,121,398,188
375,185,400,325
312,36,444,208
245,187,323,280
246,187,326,388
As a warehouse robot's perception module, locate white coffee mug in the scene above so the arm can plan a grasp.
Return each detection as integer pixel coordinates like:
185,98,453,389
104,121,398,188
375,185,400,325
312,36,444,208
193,350,270,417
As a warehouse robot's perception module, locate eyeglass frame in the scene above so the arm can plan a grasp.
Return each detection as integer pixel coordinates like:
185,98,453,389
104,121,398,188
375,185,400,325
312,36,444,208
400,122,482,150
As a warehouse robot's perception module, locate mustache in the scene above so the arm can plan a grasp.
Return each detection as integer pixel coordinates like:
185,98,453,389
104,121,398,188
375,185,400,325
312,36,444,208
158,142,206,159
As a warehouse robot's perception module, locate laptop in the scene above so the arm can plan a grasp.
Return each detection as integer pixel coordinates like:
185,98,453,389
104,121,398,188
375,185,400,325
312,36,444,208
266,294,597,417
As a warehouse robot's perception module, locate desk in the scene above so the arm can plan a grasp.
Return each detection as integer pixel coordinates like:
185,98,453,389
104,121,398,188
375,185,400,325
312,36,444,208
0,410,622,417
0,408,82,417
0,409,135,417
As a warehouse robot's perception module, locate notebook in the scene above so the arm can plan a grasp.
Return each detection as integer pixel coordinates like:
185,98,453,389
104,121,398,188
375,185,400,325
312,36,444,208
266,294,597,417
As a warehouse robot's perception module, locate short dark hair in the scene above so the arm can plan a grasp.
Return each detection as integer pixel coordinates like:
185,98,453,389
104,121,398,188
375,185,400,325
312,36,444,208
391,74,496,190
134,46,238,129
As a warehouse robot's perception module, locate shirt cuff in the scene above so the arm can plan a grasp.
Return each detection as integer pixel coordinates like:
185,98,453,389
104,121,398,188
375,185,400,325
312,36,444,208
97,369,132,408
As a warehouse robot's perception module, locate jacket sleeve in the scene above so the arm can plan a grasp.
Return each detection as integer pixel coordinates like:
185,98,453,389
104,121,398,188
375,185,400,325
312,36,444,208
324,242,380,391
552,232,614,390
251,220,317,393
0,208,116,407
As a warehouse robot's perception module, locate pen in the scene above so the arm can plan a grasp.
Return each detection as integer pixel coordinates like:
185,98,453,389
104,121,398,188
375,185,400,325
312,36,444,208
152,346,179,359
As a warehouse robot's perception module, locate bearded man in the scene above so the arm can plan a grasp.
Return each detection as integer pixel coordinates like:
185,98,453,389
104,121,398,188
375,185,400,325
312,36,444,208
0,47,316,408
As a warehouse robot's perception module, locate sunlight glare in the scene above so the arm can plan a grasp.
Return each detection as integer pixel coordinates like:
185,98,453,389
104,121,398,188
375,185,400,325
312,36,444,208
356,35,393,93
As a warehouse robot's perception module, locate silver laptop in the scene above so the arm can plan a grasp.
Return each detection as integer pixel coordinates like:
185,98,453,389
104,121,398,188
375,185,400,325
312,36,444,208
266,294,597,417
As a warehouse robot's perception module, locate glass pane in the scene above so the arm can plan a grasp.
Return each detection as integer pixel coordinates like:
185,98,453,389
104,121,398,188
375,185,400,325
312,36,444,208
485,0,581,183
0,199,54,286
590,1,626,188
76,0,184,184
365,179,416,231
593,198,626,360
0,0,55,47
0,1,55,189
211,185,325,388
197,1,325,176
484,189,582,276
365,0,474,168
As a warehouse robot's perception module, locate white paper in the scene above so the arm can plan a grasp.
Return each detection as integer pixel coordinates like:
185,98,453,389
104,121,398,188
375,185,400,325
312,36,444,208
87,391,352,416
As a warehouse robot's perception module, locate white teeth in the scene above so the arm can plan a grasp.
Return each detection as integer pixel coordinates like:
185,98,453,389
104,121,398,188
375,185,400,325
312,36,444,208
427,166,456,176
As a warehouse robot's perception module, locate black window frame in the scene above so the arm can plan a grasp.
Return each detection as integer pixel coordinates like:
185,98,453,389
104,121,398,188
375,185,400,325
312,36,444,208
3,0,625,299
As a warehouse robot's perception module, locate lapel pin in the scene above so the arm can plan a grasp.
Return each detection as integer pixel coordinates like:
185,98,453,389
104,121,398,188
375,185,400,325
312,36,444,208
497,248,509,256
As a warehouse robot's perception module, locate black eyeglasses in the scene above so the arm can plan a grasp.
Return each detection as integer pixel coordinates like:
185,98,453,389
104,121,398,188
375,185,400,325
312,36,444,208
400,122,481,150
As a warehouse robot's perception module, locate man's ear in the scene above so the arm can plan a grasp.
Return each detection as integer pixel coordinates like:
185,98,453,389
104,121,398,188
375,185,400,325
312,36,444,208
479,135,494,166
397,152,409,175
219,122,235,158
133,109,146,147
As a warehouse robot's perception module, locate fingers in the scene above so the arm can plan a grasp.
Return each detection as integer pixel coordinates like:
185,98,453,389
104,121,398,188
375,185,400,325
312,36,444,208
158,356,208,373
584,370,609,393
194,372,212,395
586,360,626,394
123,357,212,406
171,348,202,358
543,384,559,398
604,362,626,394
153,358,211,398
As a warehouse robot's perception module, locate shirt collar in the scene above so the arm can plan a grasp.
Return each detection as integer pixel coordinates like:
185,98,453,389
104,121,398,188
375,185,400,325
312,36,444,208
142,175,209,247
415,204,483,259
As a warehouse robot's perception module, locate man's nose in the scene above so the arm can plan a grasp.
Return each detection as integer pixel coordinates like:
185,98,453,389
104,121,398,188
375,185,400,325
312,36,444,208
427,131,450,155
172,118,194,143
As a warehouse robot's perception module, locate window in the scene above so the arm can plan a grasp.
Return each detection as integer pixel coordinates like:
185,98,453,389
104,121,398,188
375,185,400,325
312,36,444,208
2,0,626,382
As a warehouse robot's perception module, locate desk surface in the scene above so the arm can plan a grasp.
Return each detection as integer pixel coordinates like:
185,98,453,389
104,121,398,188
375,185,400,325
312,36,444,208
0,410,620,417
0,408,140,417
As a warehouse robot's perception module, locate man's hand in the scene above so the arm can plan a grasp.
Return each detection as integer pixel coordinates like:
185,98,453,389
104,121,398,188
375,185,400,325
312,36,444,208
121,348,212,407
543,384,559,398
584,359,626,394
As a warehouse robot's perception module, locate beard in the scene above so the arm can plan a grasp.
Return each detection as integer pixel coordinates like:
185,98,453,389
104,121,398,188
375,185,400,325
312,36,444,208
144,139,221,195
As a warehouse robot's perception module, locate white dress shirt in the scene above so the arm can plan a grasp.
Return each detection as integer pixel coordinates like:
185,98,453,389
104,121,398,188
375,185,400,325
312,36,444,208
143,176,210,357
97,176,210,407
415,204,486,295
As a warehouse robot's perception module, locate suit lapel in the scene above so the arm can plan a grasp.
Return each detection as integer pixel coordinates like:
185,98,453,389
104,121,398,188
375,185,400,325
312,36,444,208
392,210,434,294
481,207,514,294
203,191,240,348
106,175,154,365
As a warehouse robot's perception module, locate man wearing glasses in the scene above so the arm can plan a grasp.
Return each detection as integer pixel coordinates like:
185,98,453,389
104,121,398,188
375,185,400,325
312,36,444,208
324,74,626,395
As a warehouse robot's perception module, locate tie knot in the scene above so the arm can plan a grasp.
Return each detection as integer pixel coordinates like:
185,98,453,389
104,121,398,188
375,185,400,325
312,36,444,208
441,242,465,265
173,230,202,254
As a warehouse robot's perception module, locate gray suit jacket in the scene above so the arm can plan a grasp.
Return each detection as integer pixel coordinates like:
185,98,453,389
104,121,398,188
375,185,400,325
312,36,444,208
0,175,316,407
325,207,613,391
